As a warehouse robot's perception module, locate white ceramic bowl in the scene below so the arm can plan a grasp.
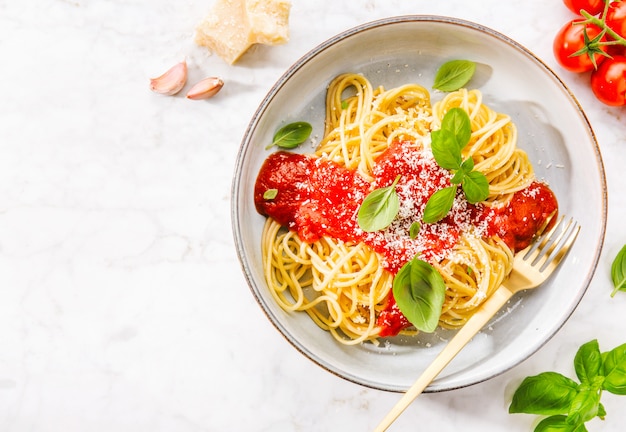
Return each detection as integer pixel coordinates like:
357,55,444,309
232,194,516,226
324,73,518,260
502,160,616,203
231,16,607,392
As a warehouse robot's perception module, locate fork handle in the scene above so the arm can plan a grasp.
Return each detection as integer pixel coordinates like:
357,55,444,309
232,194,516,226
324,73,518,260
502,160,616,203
374,285,515,432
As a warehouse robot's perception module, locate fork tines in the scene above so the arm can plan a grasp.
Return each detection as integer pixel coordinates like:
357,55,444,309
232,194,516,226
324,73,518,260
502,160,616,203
523,215,581,271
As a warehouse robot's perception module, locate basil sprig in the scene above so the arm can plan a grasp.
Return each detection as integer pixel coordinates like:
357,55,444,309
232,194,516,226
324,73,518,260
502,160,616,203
433,60,476,92
610,244,626,297
266,121,312,150
422,108,489,224
392,257,446,333
510,339,626,431
357,175,401,232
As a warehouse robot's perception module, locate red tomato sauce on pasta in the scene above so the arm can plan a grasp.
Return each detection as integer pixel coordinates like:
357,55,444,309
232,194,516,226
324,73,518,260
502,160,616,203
254,141,557,337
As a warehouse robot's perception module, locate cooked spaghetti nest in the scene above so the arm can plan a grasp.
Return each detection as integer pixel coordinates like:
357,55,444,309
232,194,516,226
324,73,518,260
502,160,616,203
316,73,432,182
434,235,513,328
262,73,536,344
262,217,393,345
432,88,535,206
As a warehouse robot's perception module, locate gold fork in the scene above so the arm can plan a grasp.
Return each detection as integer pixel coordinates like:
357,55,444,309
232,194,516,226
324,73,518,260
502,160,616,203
374,215,580,432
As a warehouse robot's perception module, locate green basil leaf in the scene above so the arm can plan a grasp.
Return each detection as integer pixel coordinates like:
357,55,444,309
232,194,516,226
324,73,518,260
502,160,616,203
460,157,474,174
392,257,445,333
267,121,312,150
535,415,587,432
509,372,579,415
450,169,464,185
430,129,462,170
409,221,421,239
422,186,456,224
567,388,601,426
441,107,472,150
602,342,626,395
450,158,474,185
461,170,489,204
597,402,607,419
433,59,476,92
263,189,278,200
357,175,400,232
574,340,603,384
610,244,626,297
574,423,590,432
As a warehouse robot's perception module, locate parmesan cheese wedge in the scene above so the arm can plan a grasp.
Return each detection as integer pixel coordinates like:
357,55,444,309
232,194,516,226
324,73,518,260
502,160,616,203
194,0,291,65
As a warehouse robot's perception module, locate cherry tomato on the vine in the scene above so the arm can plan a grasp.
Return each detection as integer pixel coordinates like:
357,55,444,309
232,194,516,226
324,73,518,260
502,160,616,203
590,55,626,106
553,20,607,73
607,44,626,58
606,1,626,40
563,0,605,16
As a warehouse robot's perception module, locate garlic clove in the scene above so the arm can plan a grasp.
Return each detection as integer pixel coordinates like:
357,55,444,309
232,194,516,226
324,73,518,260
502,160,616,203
186,77,224,100
149,61,188,95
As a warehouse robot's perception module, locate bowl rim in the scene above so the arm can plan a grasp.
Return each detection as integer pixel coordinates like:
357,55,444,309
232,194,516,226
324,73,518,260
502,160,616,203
231,14,608,392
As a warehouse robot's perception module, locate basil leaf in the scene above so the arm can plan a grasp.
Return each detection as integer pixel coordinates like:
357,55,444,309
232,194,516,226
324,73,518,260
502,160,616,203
263,189,278,200
567,388,601,426
574,340,603,384
534,415,587,432
460,157,474,174
441,107,472,150
430,129,462,170
357,175,400,232
602,342,626,395
422,186,456,224
509,372,579,415
409,221,421,239
450,158,474,185
392,258,445,333
267,121,312,150
430,108,472,170
450,170,464,185
461,170,489,204
433,60,476,92
610,244,626,297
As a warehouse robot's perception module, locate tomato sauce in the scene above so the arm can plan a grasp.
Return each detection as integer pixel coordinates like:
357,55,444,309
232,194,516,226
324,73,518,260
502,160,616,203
253,151,370,243
254,141,558,337
491,182,558,251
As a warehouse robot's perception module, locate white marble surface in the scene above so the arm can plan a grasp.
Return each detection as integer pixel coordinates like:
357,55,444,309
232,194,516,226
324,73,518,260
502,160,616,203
1,0,625,431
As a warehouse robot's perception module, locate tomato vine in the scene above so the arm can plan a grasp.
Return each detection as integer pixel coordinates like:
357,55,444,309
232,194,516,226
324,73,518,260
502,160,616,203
555,0,626,106
580,1,626,53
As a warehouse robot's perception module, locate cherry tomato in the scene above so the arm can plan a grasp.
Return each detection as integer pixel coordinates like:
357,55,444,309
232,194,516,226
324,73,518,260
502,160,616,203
563,0,605,15
607,44,626,58
553,20,607,73
606,1,626,40
590,55,626,106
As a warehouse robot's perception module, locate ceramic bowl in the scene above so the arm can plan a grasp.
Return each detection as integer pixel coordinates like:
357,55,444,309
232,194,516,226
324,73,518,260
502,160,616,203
231,16,607,392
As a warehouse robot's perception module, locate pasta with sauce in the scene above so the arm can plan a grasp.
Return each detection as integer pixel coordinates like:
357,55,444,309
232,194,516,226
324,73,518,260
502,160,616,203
254,73,556,345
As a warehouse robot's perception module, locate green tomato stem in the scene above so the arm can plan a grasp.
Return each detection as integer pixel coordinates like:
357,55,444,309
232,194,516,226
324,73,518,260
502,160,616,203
581,9,626,48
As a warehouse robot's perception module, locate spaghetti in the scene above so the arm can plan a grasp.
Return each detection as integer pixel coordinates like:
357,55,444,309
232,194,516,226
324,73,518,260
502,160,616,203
254,73,557,345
